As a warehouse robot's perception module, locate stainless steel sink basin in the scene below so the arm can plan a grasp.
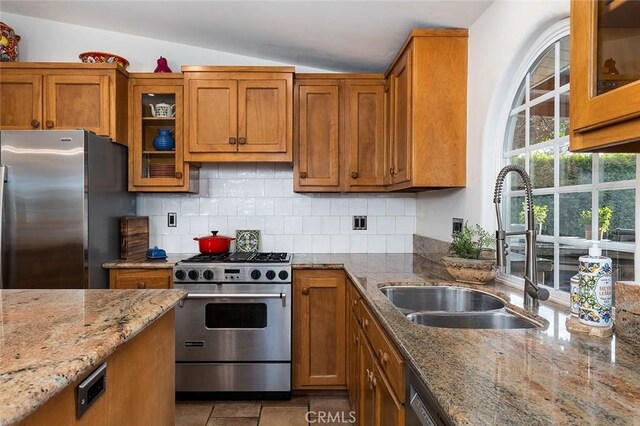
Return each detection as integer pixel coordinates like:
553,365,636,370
379,286,506,314
406,311,540,329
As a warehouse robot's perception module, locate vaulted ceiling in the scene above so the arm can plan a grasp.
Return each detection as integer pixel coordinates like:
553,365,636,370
0,1,492,72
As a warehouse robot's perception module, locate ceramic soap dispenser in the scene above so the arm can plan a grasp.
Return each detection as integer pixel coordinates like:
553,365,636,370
578,241,613,327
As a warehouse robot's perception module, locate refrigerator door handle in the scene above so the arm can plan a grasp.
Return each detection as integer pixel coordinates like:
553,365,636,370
0,165,5,289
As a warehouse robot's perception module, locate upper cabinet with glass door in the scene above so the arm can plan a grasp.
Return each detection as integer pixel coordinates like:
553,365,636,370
128,74,198,192
570,0,640,152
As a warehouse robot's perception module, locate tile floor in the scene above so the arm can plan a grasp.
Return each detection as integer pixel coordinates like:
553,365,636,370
176,394,353,426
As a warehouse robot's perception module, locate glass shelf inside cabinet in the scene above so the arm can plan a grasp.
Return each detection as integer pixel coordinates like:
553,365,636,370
595,0,640,95
141,92,177,180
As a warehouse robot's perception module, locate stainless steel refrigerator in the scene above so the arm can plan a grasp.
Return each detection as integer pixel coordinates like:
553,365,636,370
0,130,136,289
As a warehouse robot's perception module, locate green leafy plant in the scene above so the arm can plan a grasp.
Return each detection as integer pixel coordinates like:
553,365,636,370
518,202,549,231
579,206,614,233
449,222,494,260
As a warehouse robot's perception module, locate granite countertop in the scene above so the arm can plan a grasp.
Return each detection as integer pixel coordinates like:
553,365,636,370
101,253,640,424
0,289,187,425
102,253,189,269
293,254,640,425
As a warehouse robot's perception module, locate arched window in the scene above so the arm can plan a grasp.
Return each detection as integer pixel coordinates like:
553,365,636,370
502,31,636,293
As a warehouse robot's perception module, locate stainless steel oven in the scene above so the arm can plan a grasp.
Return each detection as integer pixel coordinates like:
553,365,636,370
173,252,292,394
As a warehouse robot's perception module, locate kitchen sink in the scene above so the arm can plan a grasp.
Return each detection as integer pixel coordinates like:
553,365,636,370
406,311,540,329
379,286,506,314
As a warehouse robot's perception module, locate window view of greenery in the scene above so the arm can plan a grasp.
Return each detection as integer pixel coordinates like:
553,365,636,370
502,35,636,293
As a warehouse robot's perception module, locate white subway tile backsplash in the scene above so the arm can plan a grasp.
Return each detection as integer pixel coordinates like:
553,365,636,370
312,235,331,253
284,216,303,234
331,235,350,252
266,216,284,235
330,199,349,216
349,198,368,215
142,173,416,253
376,217,395,234
274,198,293,216
200,198,219,216
312,198,331,216
237,198,256,216
321,216,340,234
181,198,200,215
395,216,415,234
367,235,386,253
386,198,404,215
293,198,312,216
255,198,275,216
303,217,322,234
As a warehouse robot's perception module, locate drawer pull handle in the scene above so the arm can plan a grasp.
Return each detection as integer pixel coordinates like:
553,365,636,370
363,319,369,328
229,137,237,145
351,171,359,179
378,350,389,364
299,171,307,179
137,282,146,289
301,287,309,295
45,120,54,129
31,119,40,128
372,377,377,388
352,300,357,306
238,137,247,145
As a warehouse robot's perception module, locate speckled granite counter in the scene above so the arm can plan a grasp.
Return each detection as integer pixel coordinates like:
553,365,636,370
0,289,187,425
102,253,190,269
293,254,640,425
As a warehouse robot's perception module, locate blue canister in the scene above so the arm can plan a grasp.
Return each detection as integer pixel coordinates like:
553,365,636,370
153,129,175,151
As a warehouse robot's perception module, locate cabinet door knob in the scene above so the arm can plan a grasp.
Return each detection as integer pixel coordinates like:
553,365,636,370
174,171,183,179
378,350,388,364
137,282,146,289
238,137,247,145
351,171,359,179
229,137,237,145
363,319,369,328
301,287,309,295
45,120,54,129
352,299,357,306
371,377,377,388
299,171,307,179
31,119,40,128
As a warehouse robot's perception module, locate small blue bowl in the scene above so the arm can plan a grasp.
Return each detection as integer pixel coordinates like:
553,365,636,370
146,246,167,259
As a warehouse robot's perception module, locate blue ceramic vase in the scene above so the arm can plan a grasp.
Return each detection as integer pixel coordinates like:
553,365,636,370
153,129,175,151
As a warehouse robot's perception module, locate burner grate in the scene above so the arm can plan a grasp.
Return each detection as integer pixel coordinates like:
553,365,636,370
180,252,290,263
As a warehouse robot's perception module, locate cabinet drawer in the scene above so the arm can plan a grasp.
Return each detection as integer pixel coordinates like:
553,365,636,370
109,269,172,289
347,280,361,317
360,302,405,402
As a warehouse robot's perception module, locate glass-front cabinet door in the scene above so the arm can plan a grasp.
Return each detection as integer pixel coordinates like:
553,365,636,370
129,76,197,191
570,0,640,152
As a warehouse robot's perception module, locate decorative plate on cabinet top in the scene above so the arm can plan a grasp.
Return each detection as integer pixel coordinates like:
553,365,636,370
79,51,130,69
235,230,260,253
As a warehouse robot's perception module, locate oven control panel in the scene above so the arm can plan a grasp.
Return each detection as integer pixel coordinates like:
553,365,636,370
173,264,291,283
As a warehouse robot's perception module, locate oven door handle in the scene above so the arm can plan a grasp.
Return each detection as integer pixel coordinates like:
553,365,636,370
183,293,287,307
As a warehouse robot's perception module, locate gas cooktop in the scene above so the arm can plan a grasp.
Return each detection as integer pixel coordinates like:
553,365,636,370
180,252,291,264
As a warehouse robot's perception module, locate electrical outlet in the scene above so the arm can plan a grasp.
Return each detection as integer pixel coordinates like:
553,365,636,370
452,218,463,233
168,212,177,227
353,216,367,230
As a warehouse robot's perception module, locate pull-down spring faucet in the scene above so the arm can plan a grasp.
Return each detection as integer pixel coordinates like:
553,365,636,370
493,165,549,307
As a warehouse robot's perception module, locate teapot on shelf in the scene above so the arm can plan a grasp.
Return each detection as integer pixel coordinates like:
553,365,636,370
150,102,175,118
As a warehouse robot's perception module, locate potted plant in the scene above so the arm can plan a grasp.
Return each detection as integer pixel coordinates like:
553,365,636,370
441,222,497,284
518,202,549,235
580,207,613,240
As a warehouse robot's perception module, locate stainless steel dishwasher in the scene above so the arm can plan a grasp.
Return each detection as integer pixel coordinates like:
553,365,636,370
406,366,452,426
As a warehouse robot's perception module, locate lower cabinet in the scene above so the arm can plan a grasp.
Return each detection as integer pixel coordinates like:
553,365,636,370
108,268,173,289
293,269,347,389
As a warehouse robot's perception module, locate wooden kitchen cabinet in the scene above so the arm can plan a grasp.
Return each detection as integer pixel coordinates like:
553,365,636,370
570,0,640,152
183,66,293,162
347,280,362,417
109,268,173,289
128,74,199,192
0,63,128,144
293,269,347,389
385,29,468,190
294,75,388,192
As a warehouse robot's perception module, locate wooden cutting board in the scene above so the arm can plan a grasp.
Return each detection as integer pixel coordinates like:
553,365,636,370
120,216,149,259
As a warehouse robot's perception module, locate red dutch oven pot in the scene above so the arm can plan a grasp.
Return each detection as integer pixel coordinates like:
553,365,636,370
193,231,235,254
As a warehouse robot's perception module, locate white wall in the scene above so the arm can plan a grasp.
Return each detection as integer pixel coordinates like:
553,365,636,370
3,12,416,254
139,164,416,254
0,12,328,73
416,0,570,241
